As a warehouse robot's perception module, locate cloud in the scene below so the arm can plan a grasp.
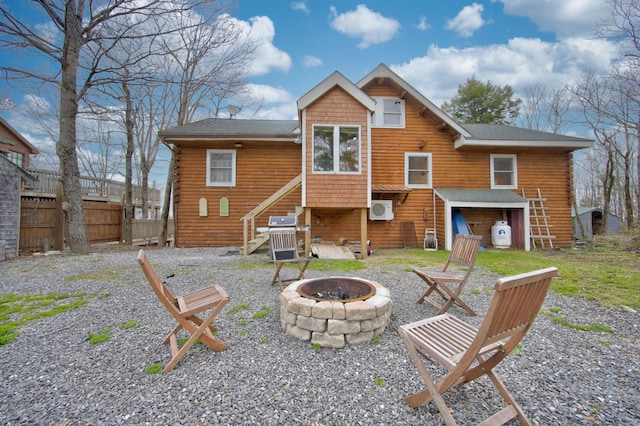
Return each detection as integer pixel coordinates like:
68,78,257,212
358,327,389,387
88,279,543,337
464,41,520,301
445,3,486,38
496,0,608,39
302,55,323,68
417,16,431,31
247,84,293,104
236,16,292,76
291,1,309,14
329,5,400,49
391,37,619,107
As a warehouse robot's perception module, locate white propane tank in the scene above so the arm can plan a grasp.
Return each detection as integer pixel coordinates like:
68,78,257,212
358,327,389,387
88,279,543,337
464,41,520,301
491,220,512,248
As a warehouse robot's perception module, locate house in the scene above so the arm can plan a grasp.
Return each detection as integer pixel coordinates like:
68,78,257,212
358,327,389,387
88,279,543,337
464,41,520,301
0,117,39,260
159,64,593,255
0,154,36,260
572,207,621,239
0,117,39,171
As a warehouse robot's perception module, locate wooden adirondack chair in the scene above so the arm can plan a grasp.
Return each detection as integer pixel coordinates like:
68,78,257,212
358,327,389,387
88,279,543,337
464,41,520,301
399,267,558,425
269,229,311,290
137,249,230,372
412,234,482,316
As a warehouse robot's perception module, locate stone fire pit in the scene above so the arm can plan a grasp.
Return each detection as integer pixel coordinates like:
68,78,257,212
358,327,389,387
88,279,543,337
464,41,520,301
279,277,392,348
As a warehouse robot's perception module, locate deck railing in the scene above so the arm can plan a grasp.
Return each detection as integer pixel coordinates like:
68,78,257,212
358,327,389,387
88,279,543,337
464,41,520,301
24,168,161,207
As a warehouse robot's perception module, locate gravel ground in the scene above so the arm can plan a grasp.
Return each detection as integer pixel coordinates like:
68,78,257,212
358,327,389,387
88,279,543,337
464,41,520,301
0,245,638,425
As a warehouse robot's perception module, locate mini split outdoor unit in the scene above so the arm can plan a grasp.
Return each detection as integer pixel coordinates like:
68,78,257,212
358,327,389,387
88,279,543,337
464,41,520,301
369,200,394,221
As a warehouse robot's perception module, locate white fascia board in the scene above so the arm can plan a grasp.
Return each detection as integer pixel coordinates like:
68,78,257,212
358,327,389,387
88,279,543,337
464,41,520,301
454,138,594,149
297,71,376,112
162,136,297,143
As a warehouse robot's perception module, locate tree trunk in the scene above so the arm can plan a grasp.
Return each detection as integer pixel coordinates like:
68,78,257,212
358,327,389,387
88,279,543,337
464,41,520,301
160,152,174,245
57,0,90,254
123,77,134,244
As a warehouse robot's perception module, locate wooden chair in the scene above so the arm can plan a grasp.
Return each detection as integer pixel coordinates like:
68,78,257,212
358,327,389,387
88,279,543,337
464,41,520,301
399,267,558,425
412,234,482,316
137,249,230,372
269,228,311,290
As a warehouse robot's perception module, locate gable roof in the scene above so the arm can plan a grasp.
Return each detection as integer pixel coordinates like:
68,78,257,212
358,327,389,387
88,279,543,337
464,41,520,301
458,123,593,149
0,117,39,154
297,70,376,112
356,63,471,138
159,118,299,142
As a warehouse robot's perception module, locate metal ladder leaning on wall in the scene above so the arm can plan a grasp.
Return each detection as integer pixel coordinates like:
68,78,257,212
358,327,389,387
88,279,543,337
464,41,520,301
522,188,555,249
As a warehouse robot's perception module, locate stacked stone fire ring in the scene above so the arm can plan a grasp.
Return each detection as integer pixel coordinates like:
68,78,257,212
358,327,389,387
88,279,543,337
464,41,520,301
279,276,392,348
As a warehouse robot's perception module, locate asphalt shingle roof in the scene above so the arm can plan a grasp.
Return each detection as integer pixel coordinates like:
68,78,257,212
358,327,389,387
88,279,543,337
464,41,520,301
159,118,299,138
462,123,590,142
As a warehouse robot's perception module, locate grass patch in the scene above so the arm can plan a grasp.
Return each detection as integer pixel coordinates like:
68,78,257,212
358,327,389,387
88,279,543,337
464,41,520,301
0,292,101,345
120,320,140,329
178,337,202,346
144,363,163,374
374,376,384,387
253,306,273,319
542,308,615,333
88,327,111,344
227,303,249,316
371,237,640,309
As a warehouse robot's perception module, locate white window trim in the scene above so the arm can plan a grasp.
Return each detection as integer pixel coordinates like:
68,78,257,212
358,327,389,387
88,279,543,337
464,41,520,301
206,149,236,187
371,97,405,128
490,154,518,189
312,124,361,174
405,152,432,188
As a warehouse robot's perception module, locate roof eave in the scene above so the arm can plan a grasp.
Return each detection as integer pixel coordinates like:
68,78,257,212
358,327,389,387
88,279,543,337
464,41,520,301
160,134,298,143
454,137,594,150
297,71,376,112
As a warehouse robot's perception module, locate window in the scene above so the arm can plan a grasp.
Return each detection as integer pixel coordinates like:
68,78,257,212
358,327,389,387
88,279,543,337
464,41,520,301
206,149,236,186
490,154,517,189
405,153,432,188
372,97,405,128
5,151,23,167
313,125,360,173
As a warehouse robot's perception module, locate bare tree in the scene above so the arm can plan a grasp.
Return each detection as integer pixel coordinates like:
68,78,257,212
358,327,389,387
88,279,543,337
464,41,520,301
150,11,259,244
0,0,228,253
598,0,640,232
519,83,574,133
569,69,639,233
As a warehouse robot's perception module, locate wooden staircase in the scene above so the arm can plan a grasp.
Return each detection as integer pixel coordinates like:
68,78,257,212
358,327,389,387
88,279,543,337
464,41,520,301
522,188,555,249
240,174,303,255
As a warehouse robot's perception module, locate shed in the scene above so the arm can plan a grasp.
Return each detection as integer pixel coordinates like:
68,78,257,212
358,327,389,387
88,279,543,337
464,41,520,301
0,155,36,260
572,207,621,239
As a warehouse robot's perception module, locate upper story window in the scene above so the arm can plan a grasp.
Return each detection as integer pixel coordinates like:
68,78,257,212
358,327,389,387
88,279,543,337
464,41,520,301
405,153,432,188
206,149,236,186
490,154,517,189
313,125,360,173
4,151,24,168
372,97,405,128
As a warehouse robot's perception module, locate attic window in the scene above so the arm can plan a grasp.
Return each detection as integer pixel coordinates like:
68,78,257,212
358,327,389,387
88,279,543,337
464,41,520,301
372,97,405,128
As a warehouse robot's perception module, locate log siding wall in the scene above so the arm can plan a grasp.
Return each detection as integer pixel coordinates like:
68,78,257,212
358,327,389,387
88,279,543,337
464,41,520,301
171,81,579,250
173,141,302,247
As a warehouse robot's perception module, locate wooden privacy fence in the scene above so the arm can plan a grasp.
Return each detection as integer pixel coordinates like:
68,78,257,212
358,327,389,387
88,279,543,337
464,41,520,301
19,197,173,254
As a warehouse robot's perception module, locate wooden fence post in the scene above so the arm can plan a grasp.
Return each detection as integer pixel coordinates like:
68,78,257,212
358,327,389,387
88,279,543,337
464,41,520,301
54,183,65,251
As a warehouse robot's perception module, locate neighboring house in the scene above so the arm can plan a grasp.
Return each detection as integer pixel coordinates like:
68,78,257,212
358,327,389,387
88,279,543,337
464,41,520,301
0,117,39,171
159,64,593,255
0,154,36,260
572,207,621,239
0,117,39,259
